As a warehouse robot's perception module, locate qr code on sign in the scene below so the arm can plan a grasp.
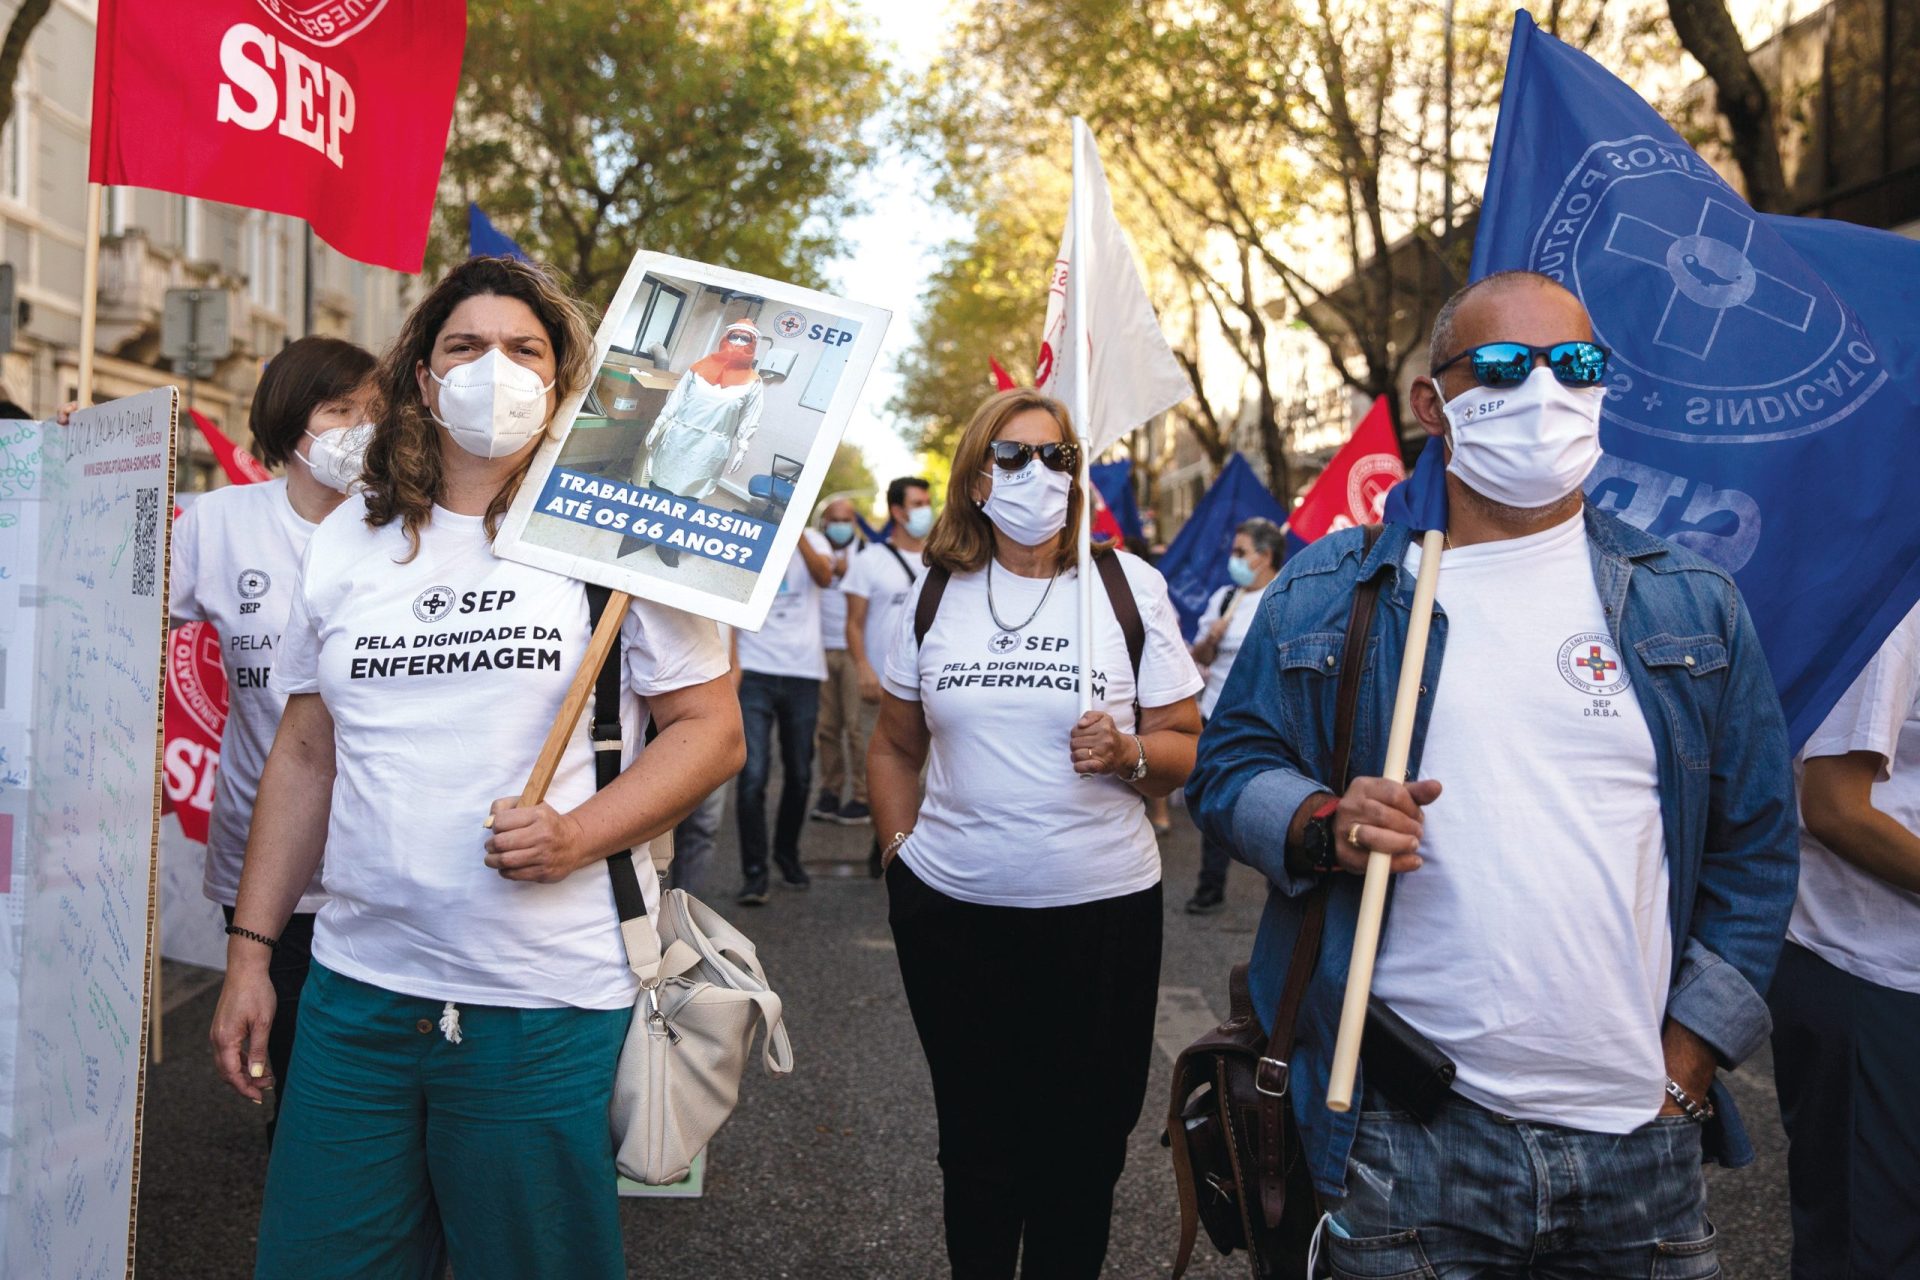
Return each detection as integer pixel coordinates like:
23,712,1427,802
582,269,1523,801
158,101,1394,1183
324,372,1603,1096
133,485,158,597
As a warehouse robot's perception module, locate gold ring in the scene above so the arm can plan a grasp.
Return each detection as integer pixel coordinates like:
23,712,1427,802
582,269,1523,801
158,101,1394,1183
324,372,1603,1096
1348,822,1366,851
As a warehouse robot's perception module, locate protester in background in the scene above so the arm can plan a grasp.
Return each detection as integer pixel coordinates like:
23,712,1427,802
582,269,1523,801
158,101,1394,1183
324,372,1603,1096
1189,272,1795,1274
869,389,1202,1277
209,256,741,1280
164,336,376,1132
812,495,869,825
846,476,933,874
734,521,834,905
845,475,934,705
620,318,765,564
1183,516,1284,914
1771,600,1920,1276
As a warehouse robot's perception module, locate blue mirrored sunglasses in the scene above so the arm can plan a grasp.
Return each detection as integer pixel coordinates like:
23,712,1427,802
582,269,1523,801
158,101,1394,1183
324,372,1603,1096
1432,340,1609,389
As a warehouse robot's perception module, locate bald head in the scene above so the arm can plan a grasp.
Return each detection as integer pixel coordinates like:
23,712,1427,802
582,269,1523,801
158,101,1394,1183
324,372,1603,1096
1427,271,1593,399
820,497,856,524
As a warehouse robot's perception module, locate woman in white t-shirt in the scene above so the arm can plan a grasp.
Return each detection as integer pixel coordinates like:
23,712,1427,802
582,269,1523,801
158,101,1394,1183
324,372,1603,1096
867,388,1203,1277
208,256,741,1280
169,335,376,1131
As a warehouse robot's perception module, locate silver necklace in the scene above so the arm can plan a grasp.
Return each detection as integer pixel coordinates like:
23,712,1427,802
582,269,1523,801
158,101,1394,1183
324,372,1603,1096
987,557,1057,637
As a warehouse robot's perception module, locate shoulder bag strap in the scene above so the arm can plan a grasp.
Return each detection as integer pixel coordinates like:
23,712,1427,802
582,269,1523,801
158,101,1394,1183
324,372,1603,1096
1253,523,1384,1227
586,585,661,976
1093,548,1146,685
912,563,951,648
881,540,919,584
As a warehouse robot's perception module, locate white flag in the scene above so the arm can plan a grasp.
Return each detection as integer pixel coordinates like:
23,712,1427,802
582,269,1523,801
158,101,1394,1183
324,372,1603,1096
1035,118,1192,456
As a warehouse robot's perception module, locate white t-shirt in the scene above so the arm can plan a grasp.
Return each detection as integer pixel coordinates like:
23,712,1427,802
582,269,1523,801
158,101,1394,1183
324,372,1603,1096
1196,579,1274,719
272,495,728,1010
819,538,856,653
1790,601,1920,993
882,552,1202,908
844,540,923,671
169,478,328,912
1370,514,1672,1133
737,528,828,681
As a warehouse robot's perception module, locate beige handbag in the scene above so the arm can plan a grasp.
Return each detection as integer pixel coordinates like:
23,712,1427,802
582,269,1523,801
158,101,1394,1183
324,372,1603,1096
609,884,793,1185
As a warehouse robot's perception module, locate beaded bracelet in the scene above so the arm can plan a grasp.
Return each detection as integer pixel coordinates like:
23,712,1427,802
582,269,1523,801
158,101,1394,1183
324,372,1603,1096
224,924,279,951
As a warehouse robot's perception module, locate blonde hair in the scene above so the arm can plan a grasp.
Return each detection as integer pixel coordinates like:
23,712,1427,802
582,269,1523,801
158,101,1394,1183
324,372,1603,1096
923,388,1095,576
361,256,597,558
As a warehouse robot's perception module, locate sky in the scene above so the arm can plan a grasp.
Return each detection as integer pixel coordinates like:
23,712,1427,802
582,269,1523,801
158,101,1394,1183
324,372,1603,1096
824,6,971,491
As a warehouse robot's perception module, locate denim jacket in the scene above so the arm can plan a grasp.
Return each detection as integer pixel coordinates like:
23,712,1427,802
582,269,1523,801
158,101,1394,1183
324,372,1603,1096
1186,507,1798,1198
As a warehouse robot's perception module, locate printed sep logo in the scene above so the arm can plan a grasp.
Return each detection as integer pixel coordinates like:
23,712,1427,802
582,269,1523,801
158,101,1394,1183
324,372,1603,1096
412,585,456,624
1557,632,1631,697
988,631,1021,655
1528,136,1886,444
1345,455,1406,523
254,0,390,47
772,310,806,339
237,568,272,599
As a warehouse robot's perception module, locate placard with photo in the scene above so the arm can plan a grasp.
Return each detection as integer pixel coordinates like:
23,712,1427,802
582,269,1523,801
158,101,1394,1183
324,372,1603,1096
495,253,889,629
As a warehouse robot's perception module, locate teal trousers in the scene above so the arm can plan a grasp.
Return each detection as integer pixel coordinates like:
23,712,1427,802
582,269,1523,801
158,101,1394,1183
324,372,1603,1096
255,963,632,1280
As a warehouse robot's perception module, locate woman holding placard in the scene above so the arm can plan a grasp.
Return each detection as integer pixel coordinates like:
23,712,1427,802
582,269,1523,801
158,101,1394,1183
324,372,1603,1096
209,256,742,1279
867,388,1204,1276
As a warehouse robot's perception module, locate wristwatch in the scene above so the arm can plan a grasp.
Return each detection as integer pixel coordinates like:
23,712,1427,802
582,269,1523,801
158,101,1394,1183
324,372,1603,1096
1288,795,1343,876
1122,734,1149,782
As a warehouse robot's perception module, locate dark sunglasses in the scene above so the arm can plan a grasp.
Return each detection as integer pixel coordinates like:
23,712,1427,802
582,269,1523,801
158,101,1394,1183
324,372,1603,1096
1432,340,1609,389
988,440,1081,473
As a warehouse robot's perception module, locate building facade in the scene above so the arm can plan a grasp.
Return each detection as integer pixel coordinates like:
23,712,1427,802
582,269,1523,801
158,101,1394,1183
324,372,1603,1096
0,0,416,490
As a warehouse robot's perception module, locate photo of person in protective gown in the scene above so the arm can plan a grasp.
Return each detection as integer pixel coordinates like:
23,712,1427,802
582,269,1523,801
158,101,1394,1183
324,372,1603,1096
619,319,767,566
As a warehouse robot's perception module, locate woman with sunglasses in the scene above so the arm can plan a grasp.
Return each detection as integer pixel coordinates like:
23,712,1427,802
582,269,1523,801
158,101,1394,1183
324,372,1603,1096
868,388,1203,1277
621,318,766,566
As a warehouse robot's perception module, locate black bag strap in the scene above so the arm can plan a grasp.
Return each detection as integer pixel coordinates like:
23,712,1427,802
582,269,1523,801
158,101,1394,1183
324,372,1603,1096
1251,523,1384,1227
586,583,647,924
913,563,950,647
880,539,919,585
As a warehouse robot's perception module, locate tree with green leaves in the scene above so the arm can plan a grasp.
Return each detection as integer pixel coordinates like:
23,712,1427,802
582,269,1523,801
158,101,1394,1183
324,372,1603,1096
438,0,887,308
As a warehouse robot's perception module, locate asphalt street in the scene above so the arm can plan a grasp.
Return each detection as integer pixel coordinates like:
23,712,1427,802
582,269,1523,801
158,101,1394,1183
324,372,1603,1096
134,791,1793,1277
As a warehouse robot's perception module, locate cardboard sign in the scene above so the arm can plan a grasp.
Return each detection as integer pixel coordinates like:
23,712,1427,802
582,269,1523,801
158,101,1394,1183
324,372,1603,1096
0,390,177,1278
495,254,889,630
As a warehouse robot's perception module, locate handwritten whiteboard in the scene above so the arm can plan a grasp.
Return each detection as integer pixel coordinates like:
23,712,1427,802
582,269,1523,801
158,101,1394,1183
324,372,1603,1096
0,389,176,1279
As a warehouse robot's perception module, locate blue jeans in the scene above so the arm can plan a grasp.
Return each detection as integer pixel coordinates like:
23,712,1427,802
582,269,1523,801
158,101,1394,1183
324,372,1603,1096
736,671,821,880
1327,1093,1719,1279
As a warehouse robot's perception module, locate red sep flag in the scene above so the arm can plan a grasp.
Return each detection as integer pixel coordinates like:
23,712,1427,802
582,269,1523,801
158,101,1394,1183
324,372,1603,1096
1287,396,1408,543
89,0,467,272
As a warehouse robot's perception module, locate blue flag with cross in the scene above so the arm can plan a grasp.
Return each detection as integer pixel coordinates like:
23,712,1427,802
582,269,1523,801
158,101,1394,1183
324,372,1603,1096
1471,9,1920,749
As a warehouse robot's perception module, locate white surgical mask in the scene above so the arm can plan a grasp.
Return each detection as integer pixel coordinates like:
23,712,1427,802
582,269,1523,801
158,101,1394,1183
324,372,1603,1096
981,461,1071,547
302,422,374,493
1439,365,1604,509
905,506,935,540
428,348,555,459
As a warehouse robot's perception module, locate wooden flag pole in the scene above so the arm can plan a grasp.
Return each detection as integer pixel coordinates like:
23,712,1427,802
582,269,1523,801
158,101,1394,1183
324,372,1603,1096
1069,117,1096,717
495,589,630,817
78,183,103,407
1325,526,1445,1112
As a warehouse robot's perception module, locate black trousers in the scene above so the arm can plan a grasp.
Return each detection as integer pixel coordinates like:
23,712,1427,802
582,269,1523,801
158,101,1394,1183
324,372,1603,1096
1769,940,1920,1278
888,857,1162,1279
222,905,316,1131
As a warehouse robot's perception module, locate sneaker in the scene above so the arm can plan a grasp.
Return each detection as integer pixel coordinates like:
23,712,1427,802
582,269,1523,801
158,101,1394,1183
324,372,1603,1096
810,792,841,822
833,800,872,826
736,879,771,907
1185,888,1226,916
777,863,812,891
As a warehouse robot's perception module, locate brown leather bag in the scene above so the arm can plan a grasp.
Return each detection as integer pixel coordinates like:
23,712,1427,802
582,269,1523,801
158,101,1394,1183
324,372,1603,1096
1167,525,1384,1278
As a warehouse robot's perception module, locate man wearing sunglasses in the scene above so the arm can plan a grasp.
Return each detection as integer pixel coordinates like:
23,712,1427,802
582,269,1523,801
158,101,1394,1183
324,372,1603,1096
1189,270,1796,1276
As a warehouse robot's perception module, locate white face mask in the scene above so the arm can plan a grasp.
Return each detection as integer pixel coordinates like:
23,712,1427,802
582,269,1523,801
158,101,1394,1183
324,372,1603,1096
981,460,1072,547
428,348,555,459
302,422,374,493
1439,365,1604,509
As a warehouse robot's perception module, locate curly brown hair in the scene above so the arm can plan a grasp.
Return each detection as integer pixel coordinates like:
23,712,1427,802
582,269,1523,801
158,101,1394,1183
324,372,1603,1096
923,388,1095,577
361,256,597,557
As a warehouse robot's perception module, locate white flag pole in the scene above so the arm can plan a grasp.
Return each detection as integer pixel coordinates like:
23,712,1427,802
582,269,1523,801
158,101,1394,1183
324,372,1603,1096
1071,118,1096,716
